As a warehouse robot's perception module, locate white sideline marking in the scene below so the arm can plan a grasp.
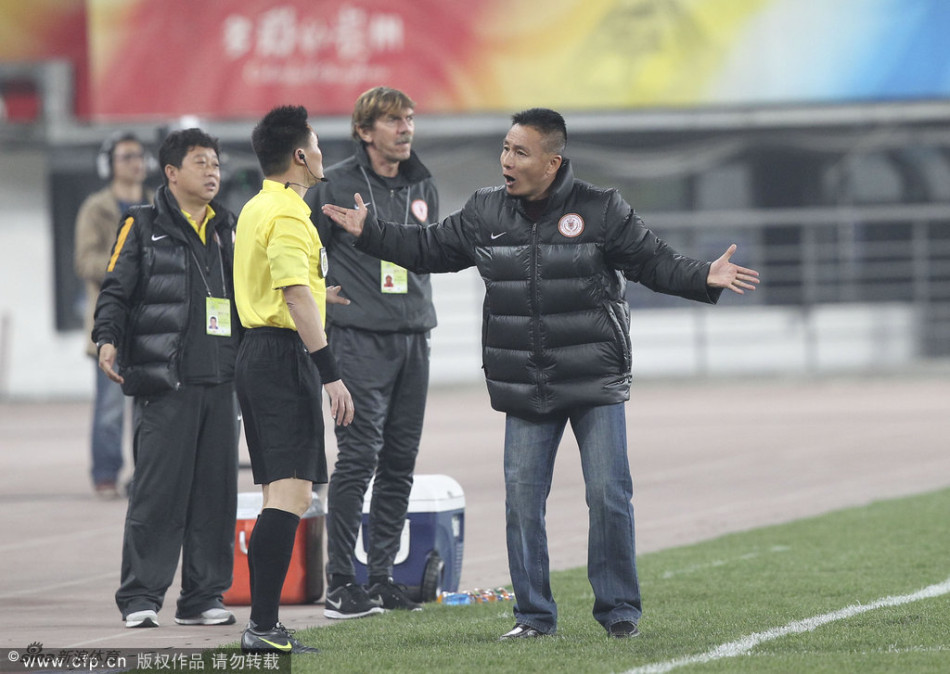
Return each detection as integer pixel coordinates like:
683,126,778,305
626,577,950,674
0,572,116,600
662,546,790,579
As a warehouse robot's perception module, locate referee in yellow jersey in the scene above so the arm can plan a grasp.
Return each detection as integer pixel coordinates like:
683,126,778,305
233,105,354,654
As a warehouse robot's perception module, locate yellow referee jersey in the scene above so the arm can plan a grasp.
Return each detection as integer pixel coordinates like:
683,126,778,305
234,180,327,330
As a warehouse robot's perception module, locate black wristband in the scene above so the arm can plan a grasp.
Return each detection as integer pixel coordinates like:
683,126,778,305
309,345,341,384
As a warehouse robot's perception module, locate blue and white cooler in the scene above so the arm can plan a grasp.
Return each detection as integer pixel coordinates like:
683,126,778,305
351,474,465,602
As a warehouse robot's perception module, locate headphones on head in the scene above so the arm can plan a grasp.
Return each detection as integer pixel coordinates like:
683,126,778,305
96,131,157,181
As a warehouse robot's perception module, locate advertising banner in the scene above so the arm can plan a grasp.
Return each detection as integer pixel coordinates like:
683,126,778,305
66,0,950,119
0,0,90,117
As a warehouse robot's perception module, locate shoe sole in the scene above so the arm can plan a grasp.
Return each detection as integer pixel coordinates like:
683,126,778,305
372,597,423,611
242,645,320,655
126,617,159,628
242,632,320,654
174,615,236,626
323,607,385,620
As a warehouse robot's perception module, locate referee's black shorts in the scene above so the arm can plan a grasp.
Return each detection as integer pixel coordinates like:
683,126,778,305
235,327,328,485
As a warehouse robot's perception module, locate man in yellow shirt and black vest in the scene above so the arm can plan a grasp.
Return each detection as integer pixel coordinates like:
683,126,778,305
233,105,355,654
93,128,240,630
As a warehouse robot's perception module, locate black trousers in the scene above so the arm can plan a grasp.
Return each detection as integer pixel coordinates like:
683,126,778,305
115,382,238,618
325,327,430,580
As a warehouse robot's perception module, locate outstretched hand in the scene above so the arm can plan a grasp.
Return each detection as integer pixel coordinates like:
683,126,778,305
321,193,368,237
707,244,760,294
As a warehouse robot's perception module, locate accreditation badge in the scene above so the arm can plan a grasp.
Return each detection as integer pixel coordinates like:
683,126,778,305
206,297,231,336
380,260,408,294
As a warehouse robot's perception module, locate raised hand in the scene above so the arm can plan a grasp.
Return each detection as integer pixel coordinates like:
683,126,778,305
321,193,369,237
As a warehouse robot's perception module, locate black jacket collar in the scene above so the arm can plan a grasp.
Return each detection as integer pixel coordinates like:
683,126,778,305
353,141,432,187
153,185,230,243
508,158,576,216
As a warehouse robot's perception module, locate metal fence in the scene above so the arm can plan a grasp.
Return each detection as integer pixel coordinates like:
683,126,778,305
624,203,950,375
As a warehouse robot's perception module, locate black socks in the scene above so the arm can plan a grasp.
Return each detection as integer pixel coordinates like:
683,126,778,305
248,507,300,630
329,574,355,592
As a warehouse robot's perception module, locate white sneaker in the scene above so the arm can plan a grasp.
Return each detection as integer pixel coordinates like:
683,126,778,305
174,608,236,625
125,609,159,628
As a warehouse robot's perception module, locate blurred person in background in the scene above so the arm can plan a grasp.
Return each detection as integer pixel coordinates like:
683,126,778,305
93,128,240,630
306,86,438,617
321,107,760,641
74,131,153,500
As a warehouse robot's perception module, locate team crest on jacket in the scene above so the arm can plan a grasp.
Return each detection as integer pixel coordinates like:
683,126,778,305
558,213,585,238
411,199,428,222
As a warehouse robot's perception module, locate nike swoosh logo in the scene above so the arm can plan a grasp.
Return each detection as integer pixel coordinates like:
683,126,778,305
151,234,169,241
326,597,342,609
490,232,506,240
259,637,292,652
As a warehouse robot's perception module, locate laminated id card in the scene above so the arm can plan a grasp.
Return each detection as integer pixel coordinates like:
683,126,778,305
381,261,408,294
206,297,231,336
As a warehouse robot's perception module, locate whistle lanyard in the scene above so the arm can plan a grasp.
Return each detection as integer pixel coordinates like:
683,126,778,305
188,240,228,299
359,165,412,224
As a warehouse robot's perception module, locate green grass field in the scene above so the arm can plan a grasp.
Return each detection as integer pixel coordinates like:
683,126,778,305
228,487,950,673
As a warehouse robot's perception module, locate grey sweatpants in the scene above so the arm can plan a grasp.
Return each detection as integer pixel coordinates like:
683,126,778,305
325,326,430,581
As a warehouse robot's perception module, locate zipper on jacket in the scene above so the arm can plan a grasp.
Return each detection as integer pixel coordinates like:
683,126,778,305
530,219,541,359
605,301,633,374
360,166,413,225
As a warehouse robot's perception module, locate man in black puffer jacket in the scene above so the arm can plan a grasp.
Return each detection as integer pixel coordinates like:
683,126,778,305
322,108,759,640
93,128,240,630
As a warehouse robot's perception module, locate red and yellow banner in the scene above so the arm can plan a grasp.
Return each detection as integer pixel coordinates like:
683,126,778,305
88,0,479,119
86,0,773,119
0,0,91,116
6,0,949,122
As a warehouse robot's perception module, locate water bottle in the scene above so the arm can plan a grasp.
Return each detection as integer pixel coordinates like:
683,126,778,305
438,592,472,606
475,589,496,603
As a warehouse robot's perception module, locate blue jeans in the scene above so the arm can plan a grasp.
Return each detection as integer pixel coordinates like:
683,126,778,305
91,364,125,485
504,403,641,634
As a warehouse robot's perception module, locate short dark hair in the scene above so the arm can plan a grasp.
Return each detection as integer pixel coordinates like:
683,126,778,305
511,108,567,155
106,131,142,163
158,128,220,185
351,87,415,142
252,105,312,176
98,131,144,181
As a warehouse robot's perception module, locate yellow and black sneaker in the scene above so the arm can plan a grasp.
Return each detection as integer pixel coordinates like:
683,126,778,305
240,621,319,654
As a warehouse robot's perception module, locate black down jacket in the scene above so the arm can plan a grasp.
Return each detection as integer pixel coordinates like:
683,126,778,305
355,160,722,418
92,186,239,396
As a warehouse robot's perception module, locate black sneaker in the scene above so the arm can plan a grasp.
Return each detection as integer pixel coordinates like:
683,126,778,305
367,579,423,611
608,620,640,638
241,621,319,654
499,623,545,640
324,582,385,620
